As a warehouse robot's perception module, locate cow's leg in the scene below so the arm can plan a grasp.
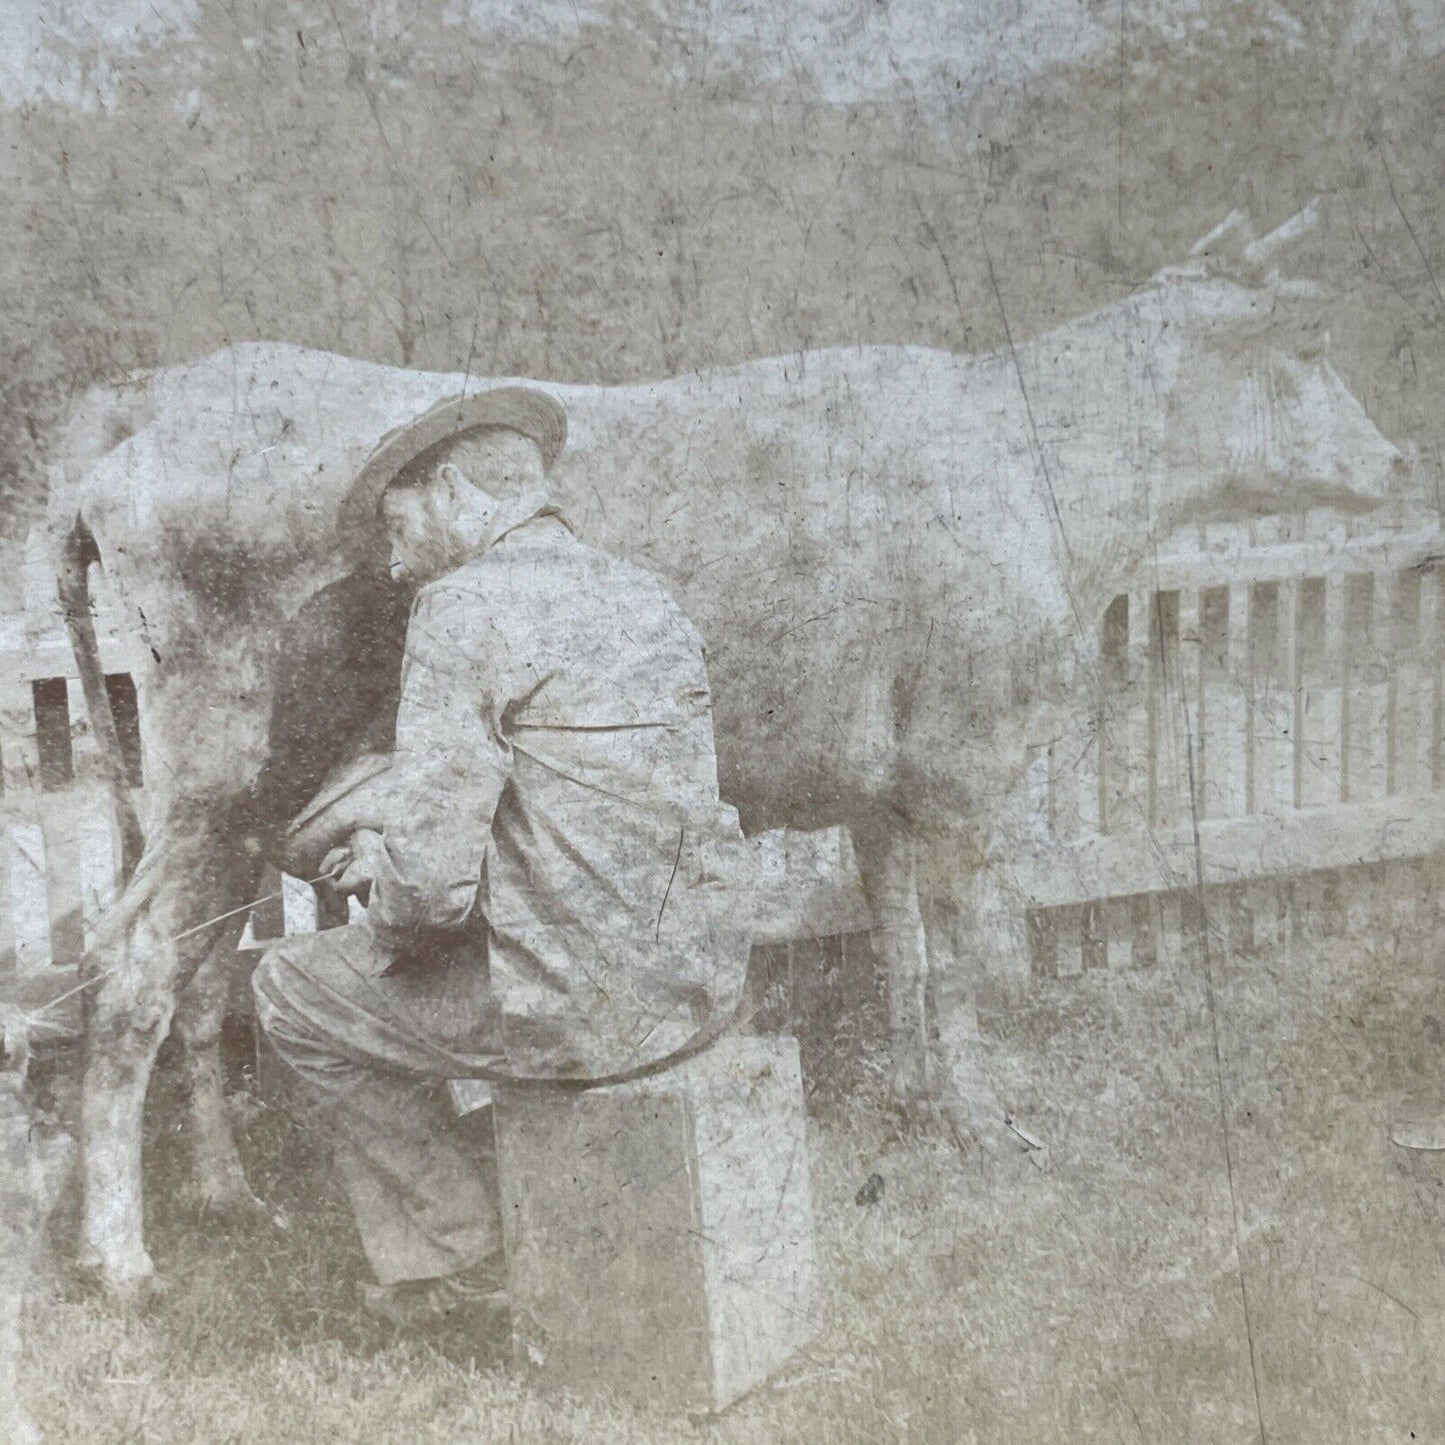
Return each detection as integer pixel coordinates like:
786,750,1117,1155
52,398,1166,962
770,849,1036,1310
0,1127,44,1445
173,934,262,1215
917,867,1018,1153
0,1273,39,1445
77,906,179,1301
2,1013,73,1445
853,825,934,1114
0,1108,73,1445
855,825,1018,1152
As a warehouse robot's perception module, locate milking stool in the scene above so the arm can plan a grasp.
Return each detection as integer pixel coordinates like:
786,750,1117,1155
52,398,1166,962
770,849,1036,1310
456,1034,820,1414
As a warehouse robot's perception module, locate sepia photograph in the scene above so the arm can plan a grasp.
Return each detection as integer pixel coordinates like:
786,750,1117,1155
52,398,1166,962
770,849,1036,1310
3,2,1445,1440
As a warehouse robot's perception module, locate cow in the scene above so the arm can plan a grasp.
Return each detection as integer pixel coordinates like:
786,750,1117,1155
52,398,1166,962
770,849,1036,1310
2,1002,75,1445
47,204,1405,1301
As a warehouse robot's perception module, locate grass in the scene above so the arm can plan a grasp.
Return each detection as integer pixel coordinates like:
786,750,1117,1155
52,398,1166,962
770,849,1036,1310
18,917,1445,1443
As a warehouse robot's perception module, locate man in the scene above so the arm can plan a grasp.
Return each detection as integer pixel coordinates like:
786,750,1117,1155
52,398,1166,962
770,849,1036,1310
252,387,753,1329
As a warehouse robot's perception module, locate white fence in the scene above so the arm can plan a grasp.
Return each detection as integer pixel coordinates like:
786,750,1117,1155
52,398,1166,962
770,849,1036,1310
1019,513,1445,975
6,511,1445,988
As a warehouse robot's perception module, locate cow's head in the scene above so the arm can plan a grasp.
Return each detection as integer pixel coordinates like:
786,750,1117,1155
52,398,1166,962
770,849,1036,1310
1150,202,1405,528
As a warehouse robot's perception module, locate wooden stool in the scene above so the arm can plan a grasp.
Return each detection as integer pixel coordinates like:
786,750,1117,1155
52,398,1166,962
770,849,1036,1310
492,1035,819,1414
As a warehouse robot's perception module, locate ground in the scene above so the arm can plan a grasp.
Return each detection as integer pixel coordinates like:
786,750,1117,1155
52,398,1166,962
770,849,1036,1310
17,907,1445,1444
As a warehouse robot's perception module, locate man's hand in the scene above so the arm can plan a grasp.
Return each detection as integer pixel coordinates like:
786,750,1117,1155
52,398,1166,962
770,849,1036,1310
321,828,388,897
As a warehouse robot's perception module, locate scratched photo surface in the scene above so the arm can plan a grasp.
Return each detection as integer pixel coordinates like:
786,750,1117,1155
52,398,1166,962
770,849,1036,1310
3,3,1445,1442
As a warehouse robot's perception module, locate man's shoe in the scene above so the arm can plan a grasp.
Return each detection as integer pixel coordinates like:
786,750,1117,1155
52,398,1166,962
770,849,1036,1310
360,1259,510,1333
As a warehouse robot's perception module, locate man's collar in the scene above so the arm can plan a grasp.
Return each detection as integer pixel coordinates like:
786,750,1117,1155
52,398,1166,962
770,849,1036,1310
476,486,574,554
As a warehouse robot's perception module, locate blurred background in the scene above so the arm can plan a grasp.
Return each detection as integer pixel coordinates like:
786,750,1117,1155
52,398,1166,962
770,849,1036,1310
2,0,1444,599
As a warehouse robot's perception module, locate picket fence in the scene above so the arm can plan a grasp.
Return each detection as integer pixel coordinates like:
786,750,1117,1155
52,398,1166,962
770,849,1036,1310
1019,510,1445,975
6,510,1445,993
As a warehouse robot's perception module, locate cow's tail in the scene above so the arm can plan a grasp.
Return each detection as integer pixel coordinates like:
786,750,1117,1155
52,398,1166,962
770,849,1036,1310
58,513,145,882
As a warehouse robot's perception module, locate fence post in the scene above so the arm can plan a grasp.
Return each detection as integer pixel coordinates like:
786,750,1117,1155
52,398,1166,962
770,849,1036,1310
1297,577,1345,810
1149,590,1182,828
1177,588,1203,823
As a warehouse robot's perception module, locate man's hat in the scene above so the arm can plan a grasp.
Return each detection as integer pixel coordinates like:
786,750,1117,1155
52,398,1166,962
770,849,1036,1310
339,385,567,558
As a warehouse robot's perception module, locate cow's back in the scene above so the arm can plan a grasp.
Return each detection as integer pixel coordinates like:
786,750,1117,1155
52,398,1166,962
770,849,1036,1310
50,340,1080,833
544,347,1068,829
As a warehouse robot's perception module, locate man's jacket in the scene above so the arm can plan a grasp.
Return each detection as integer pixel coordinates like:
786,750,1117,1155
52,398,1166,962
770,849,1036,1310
367,487,754,1080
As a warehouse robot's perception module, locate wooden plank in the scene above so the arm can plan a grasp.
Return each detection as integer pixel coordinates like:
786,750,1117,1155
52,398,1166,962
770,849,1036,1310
29,677,73,792
1366,571,1393,802
1306,508,1349,552
1297,576,1344,810
1341,573,1365,803
1078,680,1103,839
1197,586,1224,817
1225,581,1250,817
1278,577,1302,814
1322,575,1346,806
1249,581,1289,814
1099,594,1129,835
38,793,84,967
1149,590,1184,828
1388,568,1423,797
1249,516,1277,550
1342,573,1388,804
1199,585,1247,819
0,681,38,798
1014,790,1445,909
1125,589,1153,832
1098,590,1152,836
1138,527,1438,592
1423,566,1443,790
75,792,120,952
1177,588,1204,824
9,817,51,972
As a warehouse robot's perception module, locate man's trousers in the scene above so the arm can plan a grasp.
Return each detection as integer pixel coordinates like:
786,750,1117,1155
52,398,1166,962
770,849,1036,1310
252,924,506,1286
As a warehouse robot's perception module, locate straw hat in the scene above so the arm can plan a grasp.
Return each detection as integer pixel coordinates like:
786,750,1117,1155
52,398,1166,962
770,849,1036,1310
338,386,566,557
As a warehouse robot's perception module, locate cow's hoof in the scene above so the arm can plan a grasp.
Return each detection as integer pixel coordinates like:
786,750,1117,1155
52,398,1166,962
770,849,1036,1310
75,1245,158,1309
889,1080,1022,1160
196,1176,268,1222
